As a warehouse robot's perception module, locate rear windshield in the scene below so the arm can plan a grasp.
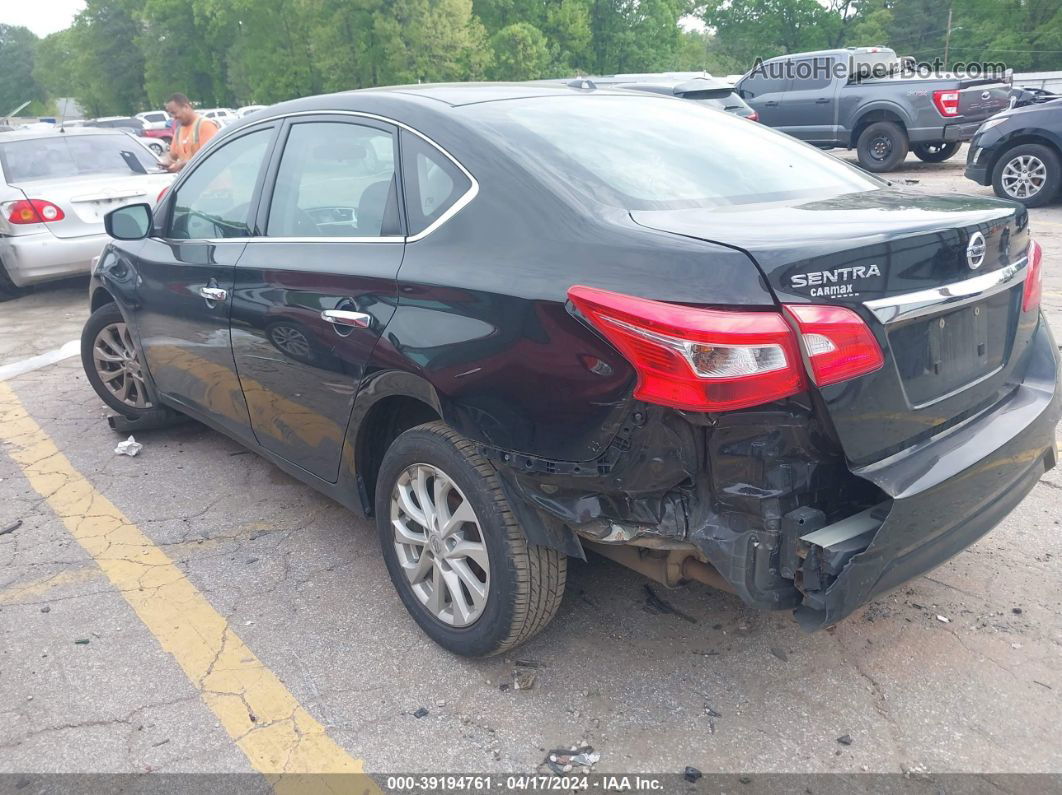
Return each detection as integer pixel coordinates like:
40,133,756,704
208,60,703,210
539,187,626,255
465,95,881,209
0,133,158,183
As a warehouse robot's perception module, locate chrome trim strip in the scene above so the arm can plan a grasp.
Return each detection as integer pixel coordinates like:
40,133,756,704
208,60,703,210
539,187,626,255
208,236,405,244
234,109,479,244
863,257,1028,324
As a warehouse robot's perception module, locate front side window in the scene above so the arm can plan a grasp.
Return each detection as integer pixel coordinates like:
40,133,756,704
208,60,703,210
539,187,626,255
266,121,398,238
400,131,471,236
467,95,881,209
0,134,158,182
168,128,272,240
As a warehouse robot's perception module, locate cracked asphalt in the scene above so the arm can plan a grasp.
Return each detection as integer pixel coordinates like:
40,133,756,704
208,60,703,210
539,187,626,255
1,145,1061,782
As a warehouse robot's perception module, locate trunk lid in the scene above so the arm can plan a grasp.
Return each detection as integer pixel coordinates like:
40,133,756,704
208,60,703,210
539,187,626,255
955,81,1011,121
10,173,173,239
632,189,1033,464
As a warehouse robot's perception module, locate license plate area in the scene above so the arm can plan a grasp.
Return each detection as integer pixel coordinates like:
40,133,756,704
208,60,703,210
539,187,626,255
888,287,1019,407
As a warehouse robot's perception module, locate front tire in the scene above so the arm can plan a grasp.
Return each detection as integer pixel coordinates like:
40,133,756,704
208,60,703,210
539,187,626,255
857,121,909,172
912,141,961,163
376,422,566,657
991,143,1061,207
81,302,155,417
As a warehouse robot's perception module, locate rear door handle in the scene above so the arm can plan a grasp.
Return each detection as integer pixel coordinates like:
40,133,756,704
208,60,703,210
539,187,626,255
764,100,779,107
321,309,371,328
815,98,831,104
199,286,228,302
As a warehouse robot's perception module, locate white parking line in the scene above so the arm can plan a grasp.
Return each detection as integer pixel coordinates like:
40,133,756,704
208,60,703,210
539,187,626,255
0,340,80,382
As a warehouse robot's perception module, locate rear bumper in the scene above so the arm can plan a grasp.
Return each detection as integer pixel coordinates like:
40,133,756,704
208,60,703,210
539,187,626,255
0,231,108,287
795,318,1061,629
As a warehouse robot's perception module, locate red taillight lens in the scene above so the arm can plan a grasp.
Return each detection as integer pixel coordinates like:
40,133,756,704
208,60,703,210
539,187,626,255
785,304,885,387
746,111,760,122
6,199,65,225
932,89,960,117
1023,239,1043,313
568,286,806,411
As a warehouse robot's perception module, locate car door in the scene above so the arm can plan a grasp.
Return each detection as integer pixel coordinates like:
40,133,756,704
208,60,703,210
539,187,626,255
736,68,790,127
773,57,839,142
132,124,279,440
229,115,404,481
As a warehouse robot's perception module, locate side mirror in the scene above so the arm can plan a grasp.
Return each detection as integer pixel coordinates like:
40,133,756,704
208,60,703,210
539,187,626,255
105,203,152,240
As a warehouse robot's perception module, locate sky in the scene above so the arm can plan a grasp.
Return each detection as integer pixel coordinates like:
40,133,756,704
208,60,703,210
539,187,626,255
2,0,85,37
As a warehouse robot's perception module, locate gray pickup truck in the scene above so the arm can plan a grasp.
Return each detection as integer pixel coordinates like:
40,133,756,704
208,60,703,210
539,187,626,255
735,47,1011,171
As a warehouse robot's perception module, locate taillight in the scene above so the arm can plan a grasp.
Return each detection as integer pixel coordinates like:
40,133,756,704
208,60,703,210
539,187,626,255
1023,239,1043,313
784,305,885,386
567,286,806,411
6,199,65,225
932,89,960,117
746,111,760,122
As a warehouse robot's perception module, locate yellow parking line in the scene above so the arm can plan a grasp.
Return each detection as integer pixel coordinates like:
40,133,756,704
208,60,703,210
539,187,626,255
0,382,374,793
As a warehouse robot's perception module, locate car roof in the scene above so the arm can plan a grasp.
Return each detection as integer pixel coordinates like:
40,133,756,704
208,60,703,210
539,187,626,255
0,126,136,142
355,82,655,107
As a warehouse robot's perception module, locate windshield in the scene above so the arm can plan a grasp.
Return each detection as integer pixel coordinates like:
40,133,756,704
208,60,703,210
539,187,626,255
465,95,882,209
0,133,158,183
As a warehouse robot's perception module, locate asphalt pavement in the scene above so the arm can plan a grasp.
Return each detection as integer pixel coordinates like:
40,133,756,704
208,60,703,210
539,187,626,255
1,145,1060,786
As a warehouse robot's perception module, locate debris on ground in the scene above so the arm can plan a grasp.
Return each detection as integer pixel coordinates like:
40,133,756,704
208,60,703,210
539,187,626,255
683,766,702,783
0,519,21,536
74,638,90,645
704,704,722,718
513,669,537,690
1012,607,1023,615
837,734,853,746
499,683,510,692
40,606,50,614
542,745,599,775
513,659,545,668
643,584,697,624
114,436,143,457
770,646,788,661
936,615,950,623
413,707,429,719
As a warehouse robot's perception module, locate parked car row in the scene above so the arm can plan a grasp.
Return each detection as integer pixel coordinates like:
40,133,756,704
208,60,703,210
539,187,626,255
80,82,1058,656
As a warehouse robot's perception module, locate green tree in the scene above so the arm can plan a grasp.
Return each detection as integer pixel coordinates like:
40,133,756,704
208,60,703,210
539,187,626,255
372,0,491,85
68,0,148,116
490,22,551,79
0,25,45,116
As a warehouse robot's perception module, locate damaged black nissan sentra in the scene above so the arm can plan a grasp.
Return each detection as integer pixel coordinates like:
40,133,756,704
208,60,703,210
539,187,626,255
82,84,1060,656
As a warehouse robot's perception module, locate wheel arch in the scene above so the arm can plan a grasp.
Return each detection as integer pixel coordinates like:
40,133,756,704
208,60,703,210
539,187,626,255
90,286,117,313
851,106,909,147
985,133,1062,181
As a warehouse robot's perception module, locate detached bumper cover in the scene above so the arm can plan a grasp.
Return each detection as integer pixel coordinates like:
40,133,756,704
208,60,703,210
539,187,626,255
0,231,109,287
795,319,1061,629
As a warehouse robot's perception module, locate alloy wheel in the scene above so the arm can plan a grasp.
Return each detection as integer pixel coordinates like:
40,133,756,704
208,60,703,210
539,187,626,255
92,322,152,409
1001,155,1047,199
390,463,489,627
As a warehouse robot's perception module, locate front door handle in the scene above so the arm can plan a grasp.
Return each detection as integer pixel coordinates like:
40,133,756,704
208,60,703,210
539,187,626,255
815,97,831,104
199,286,228,302
764,100,779,107
321,309,371,328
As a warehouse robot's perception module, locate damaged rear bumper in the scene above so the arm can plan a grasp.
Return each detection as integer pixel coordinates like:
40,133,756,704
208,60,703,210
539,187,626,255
794,320,1061,628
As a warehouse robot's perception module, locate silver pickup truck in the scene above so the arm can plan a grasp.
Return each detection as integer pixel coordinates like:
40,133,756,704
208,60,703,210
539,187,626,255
735,47,1011,172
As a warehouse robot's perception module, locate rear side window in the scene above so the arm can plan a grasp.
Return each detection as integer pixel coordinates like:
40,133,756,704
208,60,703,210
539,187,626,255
168,128,272,239
266,121,398,238
400,131,472,236
0,134,157,182
789,58,834,91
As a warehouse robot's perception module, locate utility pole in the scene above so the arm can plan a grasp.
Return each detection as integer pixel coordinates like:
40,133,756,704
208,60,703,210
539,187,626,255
943,6,953,70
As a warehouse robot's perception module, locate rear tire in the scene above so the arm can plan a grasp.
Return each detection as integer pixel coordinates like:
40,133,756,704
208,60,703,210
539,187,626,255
991,143,1061,208
912,142,961,163
81,302,155,417
857,121,909,172
376,421,566,657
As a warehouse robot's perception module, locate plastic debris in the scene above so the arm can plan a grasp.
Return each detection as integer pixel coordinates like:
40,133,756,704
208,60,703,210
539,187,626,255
0,519,21,536
837,734,853,746
40,606,50,614
770,646,788,661
513,669,537,691
74,638,90,645
936,615,950,623
413,707,429,719
114,436,143,457
643,584,697,624
543,745,598,775
683,766,703,783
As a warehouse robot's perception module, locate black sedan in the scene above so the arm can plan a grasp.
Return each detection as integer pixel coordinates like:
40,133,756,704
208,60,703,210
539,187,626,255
84,84,1060,656
965,98,1062,206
